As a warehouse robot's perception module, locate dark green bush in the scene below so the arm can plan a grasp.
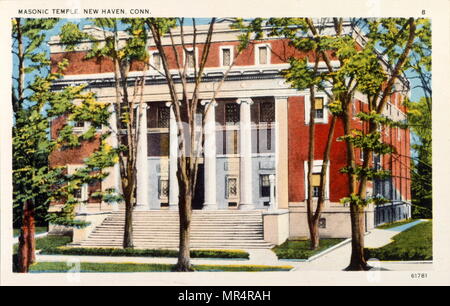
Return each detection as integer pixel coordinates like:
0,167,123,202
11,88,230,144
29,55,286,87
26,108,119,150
40,247,249,259
272,238,345,259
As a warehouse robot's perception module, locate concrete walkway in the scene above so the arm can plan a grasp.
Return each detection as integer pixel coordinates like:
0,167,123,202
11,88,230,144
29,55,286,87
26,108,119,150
35,248,297,268
34,219,431,271
292,219,431,271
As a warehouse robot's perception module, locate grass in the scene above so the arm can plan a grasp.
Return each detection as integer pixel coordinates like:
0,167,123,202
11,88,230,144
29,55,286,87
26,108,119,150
13,226,48,238
365,220,432,261
272,238,345,260
13,235,72,255
29,262,293,273
376,218,417,230
40,247,249,259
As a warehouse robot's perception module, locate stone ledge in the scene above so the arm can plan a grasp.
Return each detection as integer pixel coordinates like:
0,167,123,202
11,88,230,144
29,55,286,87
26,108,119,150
262,209,289,216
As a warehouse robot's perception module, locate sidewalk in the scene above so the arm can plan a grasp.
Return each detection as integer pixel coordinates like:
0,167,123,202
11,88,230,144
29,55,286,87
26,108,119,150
292,219,431,271
35,248,298,268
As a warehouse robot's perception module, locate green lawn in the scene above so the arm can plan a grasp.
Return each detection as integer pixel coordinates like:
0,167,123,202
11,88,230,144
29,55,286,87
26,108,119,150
272,238,345,260
13,226,48,238
365,220,432,261
376,219,417,230
13,235,72,255
29,262,293,272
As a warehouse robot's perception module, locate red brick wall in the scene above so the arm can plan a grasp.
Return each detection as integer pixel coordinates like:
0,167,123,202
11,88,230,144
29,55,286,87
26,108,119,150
49,116,101,167
51,38,339,75
287,95,349,203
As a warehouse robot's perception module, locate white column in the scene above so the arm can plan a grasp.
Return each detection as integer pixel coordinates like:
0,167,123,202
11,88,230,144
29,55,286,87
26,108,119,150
135,103,149,210
269,174,276,210
238,98,255,210
168,103,179,210
108,103,121,211
275,96,289,210
201,100,218,210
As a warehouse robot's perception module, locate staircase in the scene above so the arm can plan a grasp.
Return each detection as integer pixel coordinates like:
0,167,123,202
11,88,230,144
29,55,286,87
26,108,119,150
74,210,273,249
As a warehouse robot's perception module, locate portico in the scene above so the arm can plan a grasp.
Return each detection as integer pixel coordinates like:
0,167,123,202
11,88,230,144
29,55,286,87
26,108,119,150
131,93,287,211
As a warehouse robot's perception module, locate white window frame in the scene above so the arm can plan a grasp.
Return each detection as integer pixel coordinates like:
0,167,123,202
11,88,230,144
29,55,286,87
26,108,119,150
150,50,162,71
68,165,89,211
254,43,271,66
72,121,89,134
304,160,330,200
304,93,329,124
183,47,199,69
219,46,234,67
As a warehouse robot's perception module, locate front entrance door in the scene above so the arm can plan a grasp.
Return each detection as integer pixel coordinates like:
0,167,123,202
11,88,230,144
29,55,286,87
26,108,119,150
192,163,205,209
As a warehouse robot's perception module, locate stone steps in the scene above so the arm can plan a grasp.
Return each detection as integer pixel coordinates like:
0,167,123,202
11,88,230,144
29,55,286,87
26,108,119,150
76,210,272,249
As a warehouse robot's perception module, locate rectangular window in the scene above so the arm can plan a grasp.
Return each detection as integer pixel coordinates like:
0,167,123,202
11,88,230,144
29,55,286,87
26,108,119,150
152,52,161,69
185,50,195,68
260,174,271,198
147,133,169,156
224,130,239,155
312,173,320,197
157,106,170,128
73,188,82,200
258,46,268,65
259,102,275,123
315,97,324,119
74,121,85,128
222,48,231,66
225,103,240,125
73,184,88,202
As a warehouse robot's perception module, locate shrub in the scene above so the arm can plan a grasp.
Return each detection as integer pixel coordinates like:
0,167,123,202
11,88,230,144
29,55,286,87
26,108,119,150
40,247,249,259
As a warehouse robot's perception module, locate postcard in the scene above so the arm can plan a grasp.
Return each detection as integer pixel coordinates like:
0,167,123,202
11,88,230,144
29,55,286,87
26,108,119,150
1,0,449,289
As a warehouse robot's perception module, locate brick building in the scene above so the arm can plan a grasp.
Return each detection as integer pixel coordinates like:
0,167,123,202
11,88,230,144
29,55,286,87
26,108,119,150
48,20,412,247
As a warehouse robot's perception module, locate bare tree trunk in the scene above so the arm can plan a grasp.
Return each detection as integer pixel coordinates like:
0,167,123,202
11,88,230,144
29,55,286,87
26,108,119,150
306,85,317,250
123,197,134,248
342,99,369,271
17,200,35,273
346,204,369,270
173,170,194,271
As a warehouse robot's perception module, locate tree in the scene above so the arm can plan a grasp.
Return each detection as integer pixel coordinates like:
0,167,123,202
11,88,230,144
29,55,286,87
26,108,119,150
12,18,118,272
404,20,431,218
336,18,429,270
145,18,251,271
59,18,150,248
12,17,59,273
407,97,432,218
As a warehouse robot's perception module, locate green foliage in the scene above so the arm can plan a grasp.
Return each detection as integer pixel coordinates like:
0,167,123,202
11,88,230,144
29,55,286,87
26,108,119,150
340,165,391,180
365,221,432,260
28,262,292,273
13,235,71,255
272,238,344,259
338,130,394,155
11,18,59,74
40,247,249,259
59,22,90,51
406,97,432,218
357,111,408,129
